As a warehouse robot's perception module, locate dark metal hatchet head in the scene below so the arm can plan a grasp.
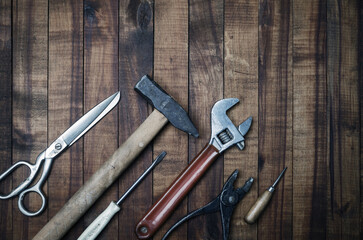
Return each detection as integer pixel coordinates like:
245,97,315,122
134,75,199,138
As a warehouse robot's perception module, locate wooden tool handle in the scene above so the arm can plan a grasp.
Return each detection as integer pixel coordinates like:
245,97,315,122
77,201,120,240
135,144,220,239
244,190,273,224
33,110,168,240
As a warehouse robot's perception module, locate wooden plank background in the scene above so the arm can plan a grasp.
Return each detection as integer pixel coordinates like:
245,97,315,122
0,0,361,239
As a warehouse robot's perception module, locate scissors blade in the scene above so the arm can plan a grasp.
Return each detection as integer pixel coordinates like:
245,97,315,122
61,91,120,146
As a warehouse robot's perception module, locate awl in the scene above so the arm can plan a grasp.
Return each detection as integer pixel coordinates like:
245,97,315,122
78,152,166,240
244,167,287,224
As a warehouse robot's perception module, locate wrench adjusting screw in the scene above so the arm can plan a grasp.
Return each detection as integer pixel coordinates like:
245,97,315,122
217,129,233,144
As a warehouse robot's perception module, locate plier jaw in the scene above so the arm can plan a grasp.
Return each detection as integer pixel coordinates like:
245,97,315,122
162,170,254,240
221,170,254,205
220,170,254,240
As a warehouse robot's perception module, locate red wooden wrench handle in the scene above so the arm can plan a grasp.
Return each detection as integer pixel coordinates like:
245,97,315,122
135,144,220,239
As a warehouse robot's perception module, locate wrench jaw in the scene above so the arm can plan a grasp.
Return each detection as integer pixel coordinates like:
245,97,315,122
209,98,251,153
238,116,253,137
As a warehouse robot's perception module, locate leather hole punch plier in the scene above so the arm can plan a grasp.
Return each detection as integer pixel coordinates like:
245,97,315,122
162,170,254,240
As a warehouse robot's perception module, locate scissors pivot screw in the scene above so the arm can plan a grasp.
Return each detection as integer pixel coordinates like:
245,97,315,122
55,143,62,150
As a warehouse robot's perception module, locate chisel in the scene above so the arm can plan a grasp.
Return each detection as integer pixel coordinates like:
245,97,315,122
244,167,287,224
34,76,198,240
78,151,166,240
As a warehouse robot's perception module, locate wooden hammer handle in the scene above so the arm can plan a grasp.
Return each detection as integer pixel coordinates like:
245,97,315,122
33,110,168,240
135,144,220,239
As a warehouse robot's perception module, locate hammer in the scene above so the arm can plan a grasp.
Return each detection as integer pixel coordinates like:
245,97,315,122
33,75,198,240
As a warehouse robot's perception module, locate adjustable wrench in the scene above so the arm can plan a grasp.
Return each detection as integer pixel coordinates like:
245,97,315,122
135,98,252,239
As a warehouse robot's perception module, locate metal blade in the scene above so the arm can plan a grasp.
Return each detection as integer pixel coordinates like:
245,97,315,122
61,92,120,146
134,76,199,138
238,116,252,136
211,98,239,117
271,167,287,188
116,151,166,205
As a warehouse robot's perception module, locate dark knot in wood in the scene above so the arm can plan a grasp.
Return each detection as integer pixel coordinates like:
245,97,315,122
137,2,152,31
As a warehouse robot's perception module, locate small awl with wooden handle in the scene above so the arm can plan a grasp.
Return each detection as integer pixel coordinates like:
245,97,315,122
78,152,166,240
244,167,287,224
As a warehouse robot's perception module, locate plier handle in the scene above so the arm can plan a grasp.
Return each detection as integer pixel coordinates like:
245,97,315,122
162,170,254,240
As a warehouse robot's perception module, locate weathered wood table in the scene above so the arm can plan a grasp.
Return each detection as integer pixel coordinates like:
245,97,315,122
0,0,361,239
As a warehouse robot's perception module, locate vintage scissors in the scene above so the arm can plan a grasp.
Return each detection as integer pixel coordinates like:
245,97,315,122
0,92,120,216
162,170,254,240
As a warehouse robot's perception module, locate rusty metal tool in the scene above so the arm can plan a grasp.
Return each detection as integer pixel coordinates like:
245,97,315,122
162,170,253,240
136,98,252,239
244,167,287,224
78,152,166,240
0,92,120,217
34,76,198,240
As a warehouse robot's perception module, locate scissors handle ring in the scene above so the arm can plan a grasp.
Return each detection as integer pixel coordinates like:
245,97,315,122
0,160,38,200
18,185,46,217
17,156,54,216
0,151,53,216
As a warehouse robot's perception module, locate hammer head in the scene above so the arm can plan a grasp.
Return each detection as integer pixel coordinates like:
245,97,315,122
209,98,252,153
134,75,199,138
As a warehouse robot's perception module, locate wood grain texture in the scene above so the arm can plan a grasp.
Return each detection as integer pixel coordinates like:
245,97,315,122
0,0,12,238
327,1,341,236
12,0,48,238
118,0,154,239
48,0,84,239
338,3,360,238
188,0,224,239
327,0,360,238
83,0,119,239
224,0,259,239
258,0,292,239
0,0,361,239
360,0,363,236
152,0,189,239
293,0,327,239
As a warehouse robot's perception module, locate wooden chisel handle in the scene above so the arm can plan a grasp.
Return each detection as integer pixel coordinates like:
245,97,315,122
244,190,273,224
244,167,286,224
135,144,220,239
33,110,168,240
77,202,120,240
